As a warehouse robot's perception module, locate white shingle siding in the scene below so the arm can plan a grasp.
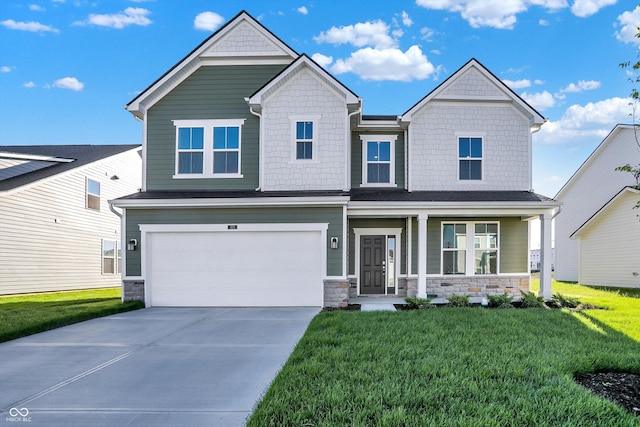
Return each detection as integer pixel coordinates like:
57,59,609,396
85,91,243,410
441,69,507,98
577,190,640,288
261,69,348,191
409,102,531,191
205,21,282,55
554,126,639,282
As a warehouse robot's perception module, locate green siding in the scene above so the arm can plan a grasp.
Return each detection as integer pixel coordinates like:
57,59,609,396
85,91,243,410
347,218,407,275
146,65,287,191
125,206,343,276
351,131,405,188
425,217,528,275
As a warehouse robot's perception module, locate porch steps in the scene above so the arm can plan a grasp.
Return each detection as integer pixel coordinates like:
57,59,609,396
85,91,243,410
360,303,397,312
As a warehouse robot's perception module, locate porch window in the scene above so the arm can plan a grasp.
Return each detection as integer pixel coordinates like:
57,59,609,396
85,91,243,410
442,222,499,275
442,224,466,274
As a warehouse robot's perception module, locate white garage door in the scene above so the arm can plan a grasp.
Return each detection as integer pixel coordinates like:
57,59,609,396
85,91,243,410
144,226,325,307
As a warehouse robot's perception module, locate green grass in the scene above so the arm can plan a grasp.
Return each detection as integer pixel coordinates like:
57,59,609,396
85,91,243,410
248,282,640,426
0,288,144,343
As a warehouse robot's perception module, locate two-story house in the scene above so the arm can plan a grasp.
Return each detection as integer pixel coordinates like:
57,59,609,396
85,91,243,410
111,11,559,307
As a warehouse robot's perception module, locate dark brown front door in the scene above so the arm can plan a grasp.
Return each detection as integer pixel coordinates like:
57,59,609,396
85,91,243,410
360,235,385,295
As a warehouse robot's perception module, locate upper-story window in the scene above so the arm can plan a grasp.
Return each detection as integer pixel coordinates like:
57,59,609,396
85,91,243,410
290,115,319,161
173,119,245,178
86,178,100,211
360,135,397,187
458,137,482,180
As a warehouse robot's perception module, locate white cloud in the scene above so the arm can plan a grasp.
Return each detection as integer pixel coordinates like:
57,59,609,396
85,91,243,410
1,66,13,73
415,0,568,29
53,77,84,91
29,4,45,12
1,19,59,33
314,20,396,49
420,26,435,40
297,6,308,15
503,79,531,89
331,45,437,82
535,97,632,144
539,19,549,26
616,8,640,44
522,90,555,111
561,80,601,93
544,175,563,183
401,11,413,27
571,0,617,18
79,7,151,29
311,53,333,68
534,79,545,85
194,11,224,31
23,81,36,88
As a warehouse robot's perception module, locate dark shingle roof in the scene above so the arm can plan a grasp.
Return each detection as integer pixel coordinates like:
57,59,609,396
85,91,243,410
0,145,140,191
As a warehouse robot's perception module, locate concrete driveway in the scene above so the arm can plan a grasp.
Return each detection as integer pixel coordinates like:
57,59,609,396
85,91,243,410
0,307,319,426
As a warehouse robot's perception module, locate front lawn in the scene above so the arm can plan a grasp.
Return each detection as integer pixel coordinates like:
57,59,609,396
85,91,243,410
248,282,640,426
0,288,144,343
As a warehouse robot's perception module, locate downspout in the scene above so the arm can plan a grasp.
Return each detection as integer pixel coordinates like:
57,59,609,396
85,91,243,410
247,102,263,191
109,201,126,302
345,102,362,191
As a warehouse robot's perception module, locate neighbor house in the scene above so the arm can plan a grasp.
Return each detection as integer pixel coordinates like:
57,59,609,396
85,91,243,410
0,145,142,295
111,11,559,308
555,124,640,288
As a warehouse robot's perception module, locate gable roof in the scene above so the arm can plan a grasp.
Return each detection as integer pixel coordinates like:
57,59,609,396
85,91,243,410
126,10,298,119
0,145,140,192
555,124,636,199
571,186,640,238
246,54,360,111
400,58,545,128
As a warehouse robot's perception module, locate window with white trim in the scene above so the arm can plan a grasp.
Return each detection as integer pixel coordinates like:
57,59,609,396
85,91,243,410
458,137,482,180
102,240,120,274
360,135,396,186
442,222,499,275
173,119,245,178
295,121,313,160
86,178,100,211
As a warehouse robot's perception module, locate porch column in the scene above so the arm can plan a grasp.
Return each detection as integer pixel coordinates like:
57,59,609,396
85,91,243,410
539,212,553,300
417,213,428,298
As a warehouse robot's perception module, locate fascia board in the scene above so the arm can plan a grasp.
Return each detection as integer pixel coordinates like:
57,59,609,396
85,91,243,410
110,196,350,209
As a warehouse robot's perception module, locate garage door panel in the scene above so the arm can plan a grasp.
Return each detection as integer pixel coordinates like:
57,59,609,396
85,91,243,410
147,230,324,307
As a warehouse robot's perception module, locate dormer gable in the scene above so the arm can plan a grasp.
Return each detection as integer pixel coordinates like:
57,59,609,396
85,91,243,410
401,58,545,129
126,11,298,119
247,54,360,112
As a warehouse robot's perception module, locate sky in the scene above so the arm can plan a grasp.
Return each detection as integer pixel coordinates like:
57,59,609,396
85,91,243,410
1,0,639,199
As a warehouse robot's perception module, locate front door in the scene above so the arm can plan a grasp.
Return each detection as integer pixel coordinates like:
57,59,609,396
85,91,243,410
360,235,385,294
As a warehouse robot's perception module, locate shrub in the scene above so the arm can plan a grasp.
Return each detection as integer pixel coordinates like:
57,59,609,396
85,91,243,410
552,293,580,309
488,293,513,308
447,294,470,307
520,291,546,308
404,297,434,310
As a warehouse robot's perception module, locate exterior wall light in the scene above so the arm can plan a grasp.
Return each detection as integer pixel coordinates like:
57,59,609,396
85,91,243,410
127,238,138,251
330,237,339,249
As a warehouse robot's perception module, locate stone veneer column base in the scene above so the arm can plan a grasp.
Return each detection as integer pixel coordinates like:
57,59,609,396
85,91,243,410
123,279,145,303
426,275,530,298
324,279,349,308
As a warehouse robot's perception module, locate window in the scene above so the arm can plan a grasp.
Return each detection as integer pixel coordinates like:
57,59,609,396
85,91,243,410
295,121,313,160
459,137,482,180
173,119,245,178
360,135,397,186
442,224,467,274
442,222,499,275
86,178,100,211
102,240,119,274
177,127,204,174
474,223,498,274
213,126,239,174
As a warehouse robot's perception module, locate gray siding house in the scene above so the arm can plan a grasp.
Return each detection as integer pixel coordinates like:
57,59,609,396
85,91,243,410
0,145,141,295
112,11,558,308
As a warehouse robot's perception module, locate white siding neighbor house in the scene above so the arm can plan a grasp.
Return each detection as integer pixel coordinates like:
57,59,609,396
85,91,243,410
555,124,640,287
0,145,142,295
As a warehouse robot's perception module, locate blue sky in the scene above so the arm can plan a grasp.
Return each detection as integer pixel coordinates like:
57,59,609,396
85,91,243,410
1,0,638,197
